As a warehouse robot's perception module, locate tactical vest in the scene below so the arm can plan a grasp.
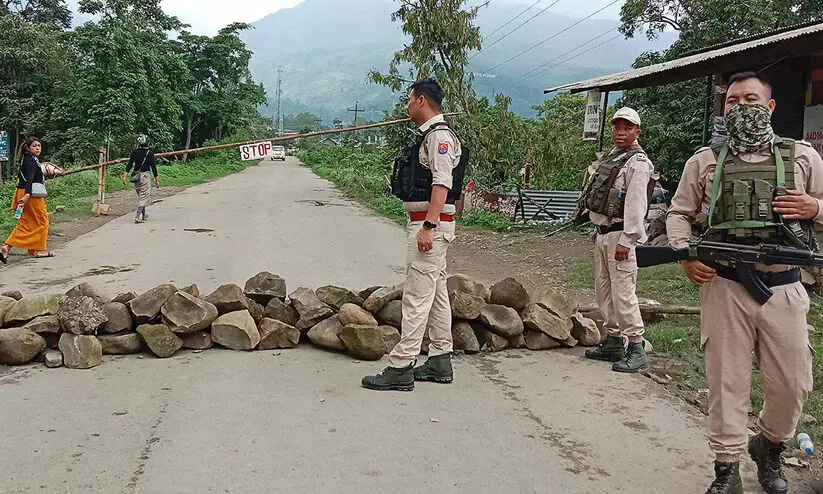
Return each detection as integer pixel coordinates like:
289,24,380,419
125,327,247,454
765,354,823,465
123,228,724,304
706,138,816,249
390,122,468,204
580,147,653,219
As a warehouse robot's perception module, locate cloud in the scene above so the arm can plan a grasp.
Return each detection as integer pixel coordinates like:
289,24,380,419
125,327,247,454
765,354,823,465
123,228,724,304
67,0,305,35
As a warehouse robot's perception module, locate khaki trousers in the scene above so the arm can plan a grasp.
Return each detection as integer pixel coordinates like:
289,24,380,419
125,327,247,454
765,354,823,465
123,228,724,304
388,220,455,368
701,276,814,461
594,231,645,342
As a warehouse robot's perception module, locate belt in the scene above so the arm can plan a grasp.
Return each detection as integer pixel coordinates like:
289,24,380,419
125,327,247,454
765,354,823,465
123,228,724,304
595,223,624,235
716,267,801,287
409,212,455,222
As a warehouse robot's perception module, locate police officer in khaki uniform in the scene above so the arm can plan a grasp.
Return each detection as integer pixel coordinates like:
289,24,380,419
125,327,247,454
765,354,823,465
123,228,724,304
668,72,823,494
362,78,465,391
582,107,656,373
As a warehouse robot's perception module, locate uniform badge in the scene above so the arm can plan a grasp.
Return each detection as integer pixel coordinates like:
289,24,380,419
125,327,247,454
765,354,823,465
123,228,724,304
438,142,449,155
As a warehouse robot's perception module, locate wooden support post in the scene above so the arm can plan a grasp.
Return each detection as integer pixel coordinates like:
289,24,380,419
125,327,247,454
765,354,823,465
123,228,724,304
597,91,610,153
93,147,110,216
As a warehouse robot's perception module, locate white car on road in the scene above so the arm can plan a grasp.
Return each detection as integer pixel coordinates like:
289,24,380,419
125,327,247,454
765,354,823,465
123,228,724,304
270,145,286,161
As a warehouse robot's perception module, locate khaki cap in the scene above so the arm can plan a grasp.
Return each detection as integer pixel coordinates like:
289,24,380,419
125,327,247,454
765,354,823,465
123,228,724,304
611,107,641,127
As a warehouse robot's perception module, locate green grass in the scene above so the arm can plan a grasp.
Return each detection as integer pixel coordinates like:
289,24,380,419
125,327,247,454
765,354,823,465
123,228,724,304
0,149,253,235
460,210,513,231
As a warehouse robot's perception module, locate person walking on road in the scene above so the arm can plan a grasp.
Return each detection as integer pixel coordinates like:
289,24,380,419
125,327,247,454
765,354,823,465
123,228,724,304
123,134,159,224
668,71,823,494
582,107,656,373
362,78,467,391
0,137,55,263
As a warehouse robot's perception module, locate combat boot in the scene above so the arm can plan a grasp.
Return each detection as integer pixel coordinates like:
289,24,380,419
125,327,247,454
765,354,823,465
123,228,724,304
612,341,649,373
705,462,743,494
748,432,788,494
584,335,625,362
413,353,453,383
361,363,415,391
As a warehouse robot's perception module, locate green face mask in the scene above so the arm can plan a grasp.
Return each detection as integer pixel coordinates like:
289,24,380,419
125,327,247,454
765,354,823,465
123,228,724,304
724,103,774,154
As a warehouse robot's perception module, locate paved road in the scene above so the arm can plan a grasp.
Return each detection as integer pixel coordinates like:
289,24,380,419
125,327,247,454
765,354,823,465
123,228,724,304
0,158,746,493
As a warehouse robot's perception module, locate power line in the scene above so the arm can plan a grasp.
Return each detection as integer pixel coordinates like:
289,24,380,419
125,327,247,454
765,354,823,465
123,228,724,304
469,0,562,61
484,0,621,72
522,28,618,79
524,33,623,80
484,0,544,40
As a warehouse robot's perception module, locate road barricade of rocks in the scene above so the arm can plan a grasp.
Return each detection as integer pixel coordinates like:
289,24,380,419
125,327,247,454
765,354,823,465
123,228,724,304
0,273,603,369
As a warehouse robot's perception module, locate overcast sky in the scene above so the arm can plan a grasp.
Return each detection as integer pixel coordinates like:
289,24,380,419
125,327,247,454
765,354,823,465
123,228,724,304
66,0,621,36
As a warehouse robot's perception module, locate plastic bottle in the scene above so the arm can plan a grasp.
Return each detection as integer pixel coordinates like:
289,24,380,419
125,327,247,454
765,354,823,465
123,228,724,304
14,203,23,220
798,433,814,454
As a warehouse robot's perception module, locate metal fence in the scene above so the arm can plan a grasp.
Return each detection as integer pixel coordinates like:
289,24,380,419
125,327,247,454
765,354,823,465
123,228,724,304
510,189,581,222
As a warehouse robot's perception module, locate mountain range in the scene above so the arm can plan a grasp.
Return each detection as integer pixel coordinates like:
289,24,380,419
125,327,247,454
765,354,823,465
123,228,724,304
241,0,677,125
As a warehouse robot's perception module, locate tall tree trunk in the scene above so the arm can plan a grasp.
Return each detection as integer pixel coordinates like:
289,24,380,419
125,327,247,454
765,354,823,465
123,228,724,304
183,113,194,162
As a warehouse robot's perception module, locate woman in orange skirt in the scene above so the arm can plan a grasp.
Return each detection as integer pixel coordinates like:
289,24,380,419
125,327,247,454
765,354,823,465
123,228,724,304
0,137,52,263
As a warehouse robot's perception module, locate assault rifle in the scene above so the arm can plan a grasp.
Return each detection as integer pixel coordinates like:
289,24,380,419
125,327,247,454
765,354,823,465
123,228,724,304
545,210,590,238
636,241,823,304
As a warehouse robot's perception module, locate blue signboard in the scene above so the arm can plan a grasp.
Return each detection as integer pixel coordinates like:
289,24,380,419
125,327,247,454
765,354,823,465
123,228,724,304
0,131,8,161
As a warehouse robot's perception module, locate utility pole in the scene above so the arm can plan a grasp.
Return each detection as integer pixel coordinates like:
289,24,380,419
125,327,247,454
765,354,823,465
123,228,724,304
347,101,365,124
275,68,283,135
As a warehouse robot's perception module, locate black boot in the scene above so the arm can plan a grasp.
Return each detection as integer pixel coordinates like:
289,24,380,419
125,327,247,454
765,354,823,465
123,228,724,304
584,335,625,362
361,363,415,391
705,462,743,494
413,354,453,383
612,341,649,373
748,433,788,494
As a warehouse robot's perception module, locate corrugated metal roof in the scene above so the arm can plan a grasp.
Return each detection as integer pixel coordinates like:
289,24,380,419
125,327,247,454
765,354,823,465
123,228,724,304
545,22,823,94
508,190,580,221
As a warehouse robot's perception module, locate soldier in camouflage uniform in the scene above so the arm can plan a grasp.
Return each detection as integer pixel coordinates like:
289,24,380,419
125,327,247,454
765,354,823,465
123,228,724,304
668,72,823,494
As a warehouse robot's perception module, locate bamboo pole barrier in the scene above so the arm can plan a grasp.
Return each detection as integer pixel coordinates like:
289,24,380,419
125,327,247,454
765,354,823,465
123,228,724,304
578,303,701,315
57,113,458,178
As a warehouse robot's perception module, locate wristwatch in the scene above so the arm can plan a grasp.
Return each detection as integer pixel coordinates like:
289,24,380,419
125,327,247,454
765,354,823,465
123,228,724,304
423,220,438,230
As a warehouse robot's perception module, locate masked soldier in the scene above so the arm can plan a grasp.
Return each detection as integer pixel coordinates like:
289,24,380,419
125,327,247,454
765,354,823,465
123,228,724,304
362,78,467,391
582,107,656,373
667,71,823,494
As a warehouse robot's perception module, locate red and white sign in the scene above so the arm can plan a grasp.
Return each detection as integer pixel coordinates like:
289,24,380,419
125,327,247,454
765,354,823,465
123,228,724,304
804,105,823,157
239,141,273,161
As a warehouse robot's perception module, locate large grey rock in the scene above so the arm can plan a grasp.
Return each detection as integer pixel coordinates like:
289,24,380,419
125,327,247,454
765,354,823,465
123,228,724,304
211,310,260,351
452,321,480,354
58,333,102,369
484,333,510,352
376,300,403,328
339,303,378,327
22,315,61,334
59,296,108,335
490,277,530,311
570,313,602,347
136,324,183,358
203,284,249,315
307,316,346,351
290,288,334,332
479,304,524,338
129,284,177,324
447,274,490,301
450,291,484,320
339,324,386,361
316,286,364,310
161,292,218,334
379,325,401,354
246,297,265,324
112,292,137,304
44,349,63,368
533,288,579,320
180,284,200,297
65,282,111,305
1,290,22,301
180,332,213,350
258,318,300,350
244,272,287,305
362,285,403,314
263,298,299,326
560,335,579,348
101,302,133,334
0,328,46,365
0,295,17,327
358,286,383,301
295,309,335,333
525,331,562,350
521,303,573,342
509,333,527,349
97,332,145,355
4,294,62,326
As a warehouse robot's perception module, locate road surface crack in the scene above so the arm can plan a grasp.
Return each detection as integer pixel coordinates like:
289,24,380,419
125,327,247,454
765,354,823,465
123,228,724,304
127,399,169,492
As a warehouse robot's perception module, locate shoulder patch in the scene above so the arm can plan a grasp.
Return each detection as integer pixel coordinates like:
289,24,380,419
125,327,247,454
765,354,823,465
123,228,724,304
438,142,449,155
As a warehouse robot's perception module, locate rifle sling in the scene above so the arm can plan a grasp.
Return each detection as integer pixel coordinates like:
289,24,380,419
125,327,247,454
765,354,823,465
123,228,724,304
715,266,800,287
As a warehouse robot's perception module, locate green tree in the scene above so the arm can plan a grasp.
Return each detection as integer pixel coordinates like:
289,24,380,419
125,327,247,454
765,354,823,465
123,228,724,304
1,0,71,28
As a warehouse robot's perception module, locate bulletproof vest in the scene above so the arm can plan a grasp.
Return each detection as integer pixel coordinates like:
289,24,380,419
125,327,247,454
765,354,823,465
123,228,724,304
580,147,652,219
706,138,816,249
391,122,468,204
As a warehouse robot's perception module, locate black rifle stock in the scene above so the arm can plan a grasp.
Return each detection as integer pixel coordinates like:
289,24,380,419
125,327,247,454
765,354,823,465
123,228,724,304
636,241,823,305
